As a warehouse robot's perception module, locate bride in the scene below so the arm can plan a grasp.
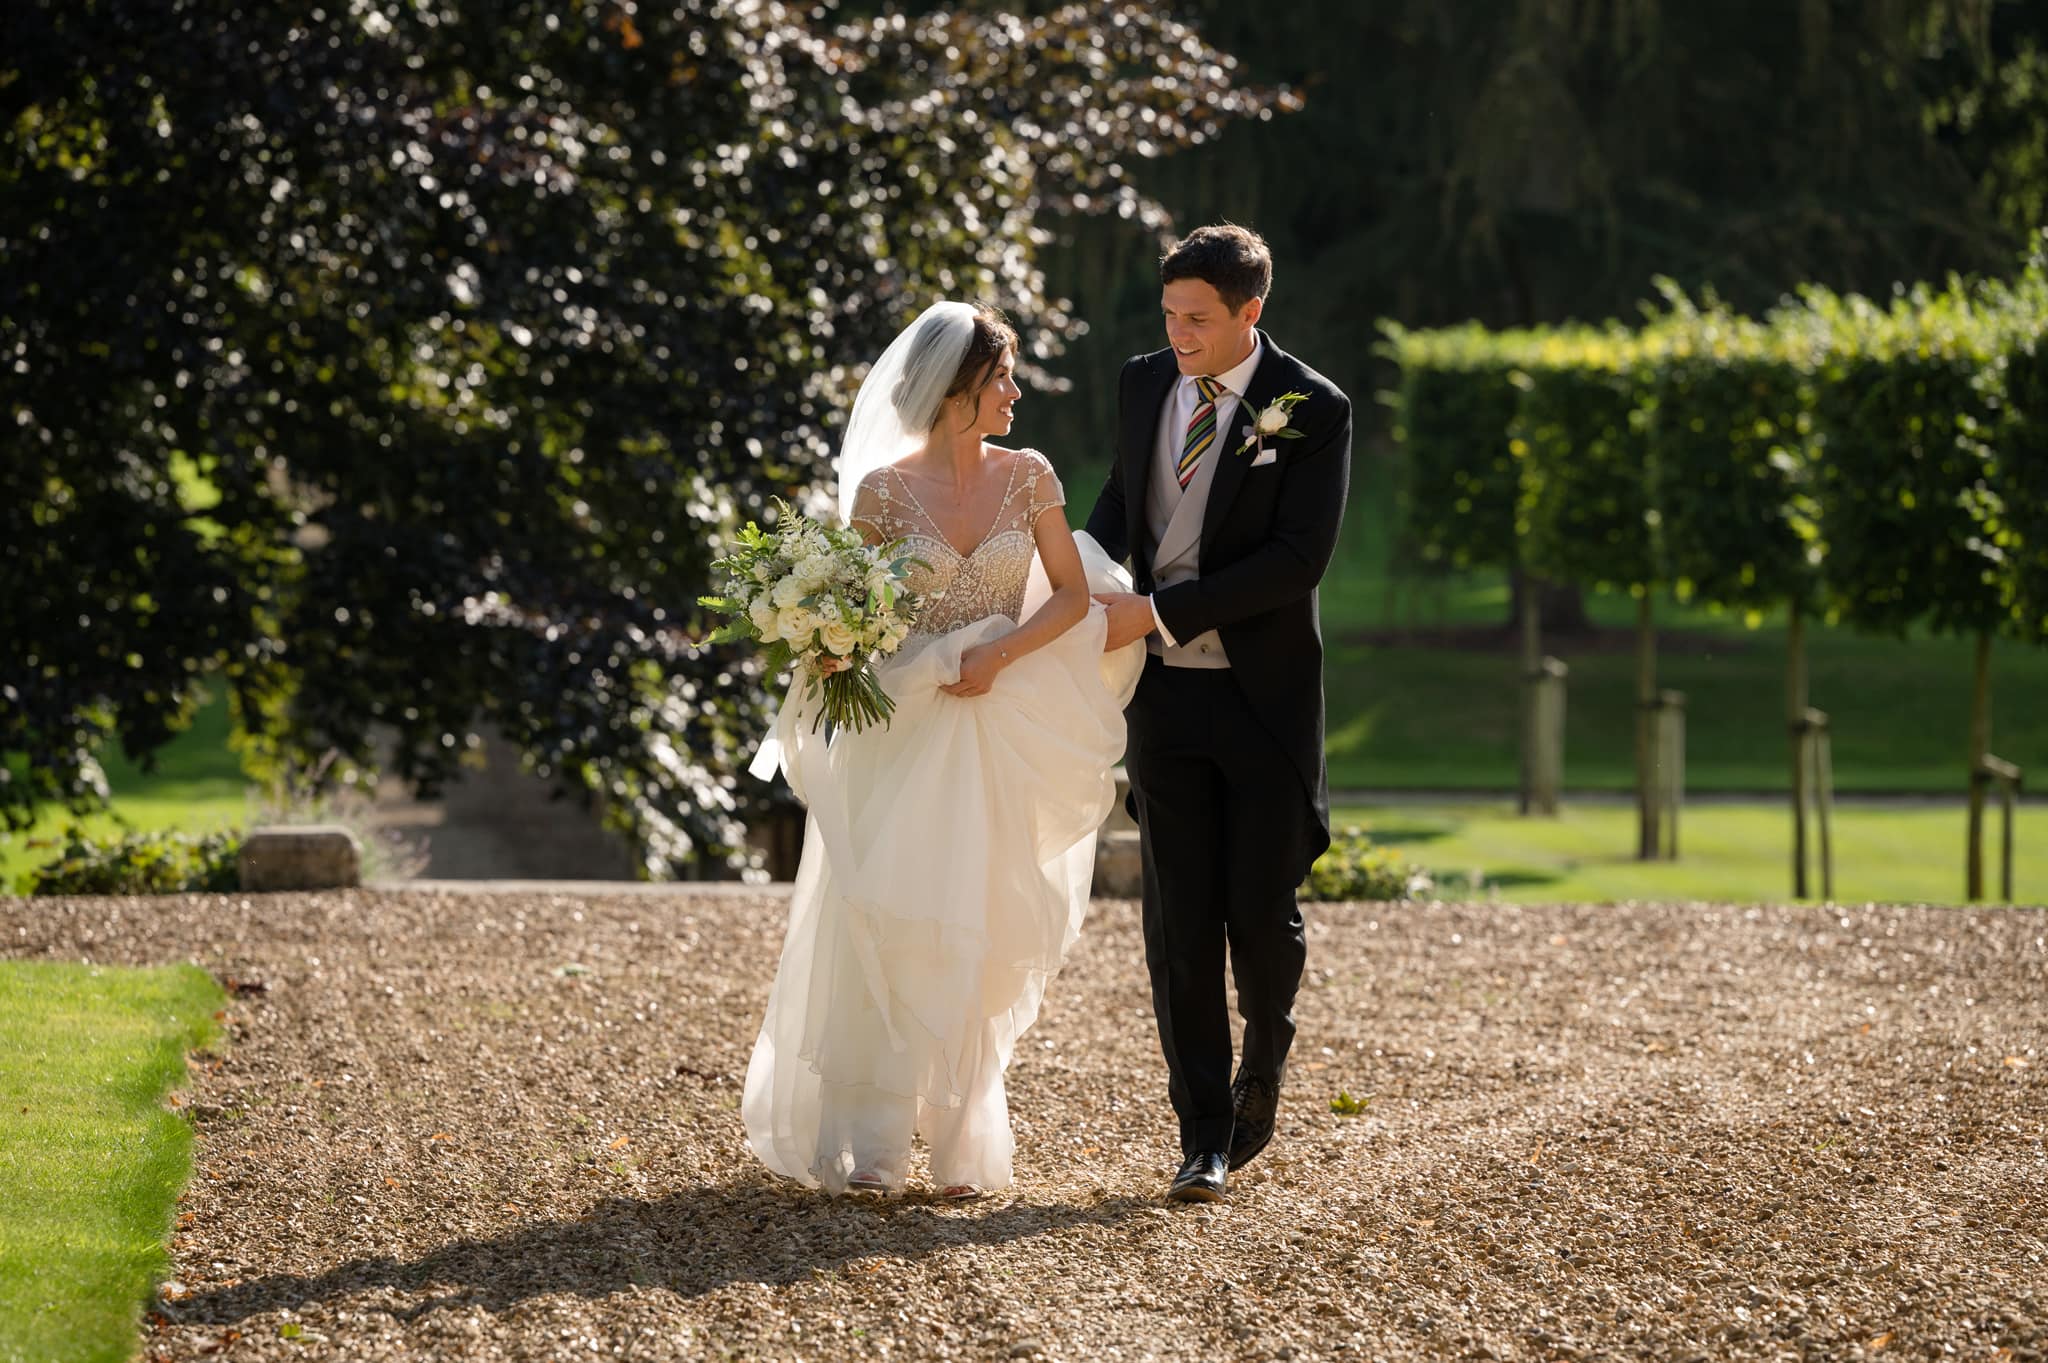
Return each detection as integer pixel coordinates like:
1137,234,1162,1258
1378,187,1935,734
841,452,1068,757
742,300,1143,1198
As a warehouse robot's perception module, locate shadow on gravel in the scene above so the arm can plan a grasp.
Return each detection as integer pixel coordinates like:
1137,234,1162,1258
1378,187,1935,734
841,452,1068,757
167,1180,1157,1325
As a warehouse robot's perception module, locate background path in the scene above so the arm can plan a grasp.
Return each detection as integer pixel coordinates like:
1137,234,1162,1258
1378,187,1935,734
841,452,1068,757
6,890,2045,1361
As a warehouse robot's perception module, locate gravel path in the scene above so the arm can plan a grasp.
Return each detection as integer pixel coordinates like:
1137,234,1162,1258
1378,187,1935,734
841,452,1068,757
6,890,2046,1362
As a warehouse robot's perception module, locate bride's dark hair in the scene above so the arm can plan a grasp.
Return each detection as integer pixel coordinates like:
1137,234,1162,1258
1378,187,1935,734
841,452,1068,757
894,303,1017,431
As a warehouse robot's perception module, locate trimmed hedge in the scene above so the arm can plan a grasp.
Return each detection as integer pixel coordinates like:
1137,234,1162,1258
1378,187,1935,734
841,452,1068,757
1381,324,1529,572
1513,328,1660,592
1383,245,2048,640
1644,292,1819,615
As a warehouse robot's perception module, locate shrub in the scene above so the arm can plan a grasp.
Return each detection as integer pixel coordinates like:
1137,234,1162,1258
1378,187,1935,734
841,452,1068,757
24,827,242,897
1302,827,1432,903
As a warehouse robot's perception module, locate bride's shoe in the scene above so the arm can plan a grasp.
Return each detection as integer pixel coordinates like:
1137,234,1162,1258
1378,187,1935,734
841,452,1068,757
937,1183,983,1201
846,1169,891,1195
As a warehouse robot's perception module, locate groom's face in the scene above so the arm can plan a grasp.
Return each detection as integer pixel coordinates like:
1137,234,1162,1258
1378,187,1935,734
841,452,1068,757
1162,278,1262,378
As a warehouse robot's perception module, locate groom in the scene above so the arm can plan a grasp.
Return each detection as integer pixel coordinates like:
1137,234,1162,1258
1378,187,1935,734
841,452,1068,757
1086,224,1351,1204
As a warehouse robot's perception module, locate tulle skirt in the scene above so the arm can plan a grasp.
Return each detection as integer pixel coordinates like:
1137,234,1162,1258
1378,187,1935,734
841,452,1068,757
741,536,1143,1193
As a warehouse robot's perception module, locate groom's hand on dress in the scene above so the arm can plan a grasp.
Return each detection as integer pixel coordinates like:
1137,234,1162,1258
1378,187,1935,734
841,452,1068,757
1093,592,1156,651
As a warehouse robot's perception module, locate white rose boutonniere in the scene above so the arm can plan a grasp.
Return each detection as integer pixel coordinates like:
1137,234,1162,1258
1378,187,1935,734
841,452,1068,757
1237,390,1311,457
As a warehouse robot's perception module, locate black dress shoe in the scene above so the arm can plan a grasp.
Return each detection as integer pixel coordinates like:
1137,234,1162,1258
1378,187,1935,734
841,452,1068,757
1167,1150,1227,1203
1227,1071,1279,1172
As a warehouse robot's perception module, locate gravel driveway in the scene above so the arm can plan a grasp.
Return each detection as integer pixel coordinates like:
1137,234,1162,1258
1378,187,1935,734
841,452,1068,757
7,889,2046,1362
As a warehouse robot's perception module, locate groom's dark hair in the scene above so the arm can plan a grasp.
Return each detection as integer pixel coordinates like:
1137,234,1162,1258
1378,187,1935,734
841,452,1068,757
1160,224,1272,314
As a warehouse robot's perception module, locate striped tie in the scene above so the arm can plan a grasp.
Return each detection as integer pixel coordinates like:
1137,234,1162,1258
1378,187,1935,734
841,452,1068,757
1177,376,1223,489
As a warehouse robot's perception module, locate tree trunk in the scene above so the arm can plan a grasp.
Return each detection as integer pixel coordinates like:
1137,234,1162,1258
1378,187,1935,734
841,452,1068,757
1787,608,1809,899
1518,581,1539,814
1635,593,1658,861
1966,631,1991,901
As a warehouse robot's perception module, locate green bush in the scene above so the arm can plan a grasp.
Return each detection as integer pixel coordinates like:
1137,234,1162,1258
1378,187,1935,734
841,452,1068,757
1790,282,2009,638
1991,252,2048,643
1514,328,1661,592
1382,323,1531,572
1645,291,1820,615
1302,827,1431,902
24,827,242,897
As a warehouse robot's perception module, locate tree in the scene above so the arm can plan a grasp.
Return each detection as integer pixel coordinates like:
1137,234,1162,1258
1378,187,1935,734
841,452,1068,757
0,1,1274,872
1791,280,2016,898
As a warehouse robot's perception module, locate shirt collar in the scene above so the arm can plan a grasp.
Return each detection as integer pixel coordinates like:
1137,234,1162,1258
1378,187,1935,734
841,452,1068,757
1187,335,1264,400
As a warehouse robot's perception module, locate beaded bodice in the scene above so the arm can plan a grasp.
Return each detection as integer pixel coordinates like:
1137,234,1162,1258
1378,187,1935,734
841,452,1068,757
851,449,1066,639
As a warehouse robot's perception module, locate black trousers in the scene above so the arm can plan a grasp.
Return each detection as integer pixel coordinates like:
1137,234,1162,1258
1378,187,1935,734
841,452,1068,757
1124,655,1310,1156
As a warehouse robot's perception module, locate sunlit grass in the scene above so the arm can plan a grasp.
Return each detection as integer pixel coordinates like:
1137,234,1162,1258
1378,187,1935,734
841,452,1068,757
0,962,224,1363
1333,799,2046,905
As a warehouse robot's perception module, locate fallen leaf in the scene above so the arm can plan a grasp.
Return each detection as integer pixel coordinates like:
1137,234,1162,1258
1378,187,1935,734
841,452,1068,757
1870,1332,1894,1350
384,1177,400,1188
431,1132,453,1141
1530,1142,1544,1165
503,1202,521,1212
609,1135,631,1150
2004,1056,2029,1068
1330,1091,1368,1116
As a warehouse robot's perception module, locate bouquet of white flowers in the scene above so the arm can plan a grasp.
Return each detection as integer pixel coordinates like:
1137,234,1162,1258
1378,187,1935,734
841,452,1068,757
699,499,924,734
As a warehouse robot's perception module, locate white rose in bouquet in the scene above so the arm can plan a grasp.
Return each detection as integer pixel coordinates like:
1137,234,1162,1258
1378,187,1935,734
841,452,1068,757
770,575,807,609
778,605,821,643
748,595,779,636
819,619,860,656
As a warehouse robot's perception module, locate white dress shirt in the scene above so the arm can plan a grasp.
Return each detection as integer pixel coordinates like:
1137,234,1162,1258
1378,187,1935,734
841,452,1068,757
1149,338,1264,647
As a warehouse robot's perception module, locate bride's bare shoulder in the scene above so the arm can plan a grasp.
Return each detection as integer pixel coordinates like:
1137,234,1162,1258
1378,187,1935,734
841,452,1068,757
983,443,1051,475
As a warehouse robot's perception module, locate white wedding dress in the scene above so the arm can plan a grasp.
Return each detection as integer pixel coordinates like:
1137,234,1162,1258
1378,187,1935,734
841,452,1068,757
742,450,1144,1193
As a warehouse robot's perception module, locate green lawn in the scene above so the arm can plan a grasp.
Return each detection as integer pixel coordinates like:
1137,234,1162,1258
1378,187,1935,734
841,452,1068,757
0,961,224,1363
1333,799,2046,905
